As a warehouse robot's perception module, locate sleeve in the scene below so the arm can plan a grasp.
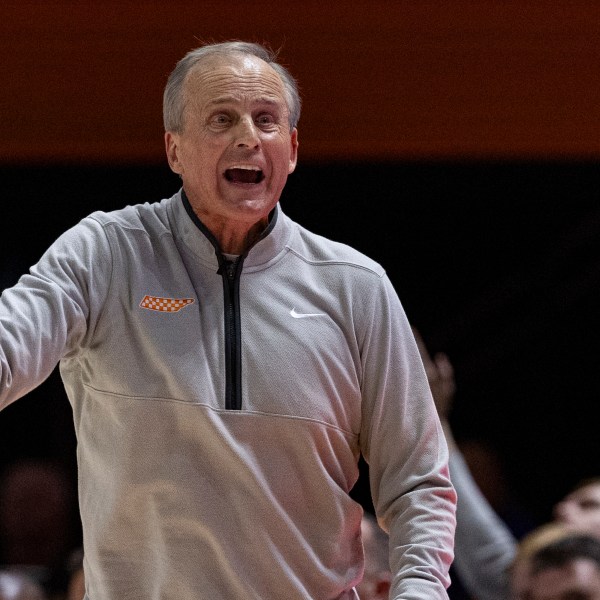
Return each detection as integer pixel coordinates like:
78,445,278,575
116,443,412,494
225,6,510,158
359,273,457,600
449,449,517,600
0,216,112,409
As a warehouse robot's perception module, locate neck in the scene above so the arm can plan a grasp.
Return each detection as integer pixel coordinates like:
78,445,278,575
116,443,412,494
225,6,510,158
210,219,268,254
180,190,271,254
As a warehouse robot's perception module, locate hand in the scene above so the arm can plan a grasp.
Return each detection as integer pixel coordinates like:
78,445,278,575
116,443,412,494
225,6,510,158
412,328,456,419
429,351,456,420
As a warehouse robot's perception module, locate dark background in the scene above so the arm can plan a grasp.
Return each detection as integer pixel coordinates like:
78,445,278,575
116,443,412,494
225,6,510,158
1,160,598,527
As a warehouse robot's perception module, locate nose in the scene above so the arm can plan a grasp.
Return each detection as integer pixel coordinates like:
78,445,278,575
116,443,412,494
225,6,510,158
234,117,260,149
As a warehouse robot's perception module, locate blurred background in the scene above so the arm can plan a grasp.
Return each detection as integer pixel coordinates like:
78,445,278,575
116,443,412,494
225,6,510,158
1,2,599,597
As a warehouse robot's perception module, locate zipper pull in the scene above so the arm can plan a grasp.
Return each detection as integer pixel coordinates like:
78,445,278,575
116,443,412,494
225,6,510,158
226,260,237,280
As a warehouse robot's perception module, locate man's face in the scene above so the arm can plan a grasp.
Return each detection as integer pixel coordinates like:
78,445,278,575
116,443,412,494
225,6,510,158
165,53,298,230
554,484,600,537
524,559,600,600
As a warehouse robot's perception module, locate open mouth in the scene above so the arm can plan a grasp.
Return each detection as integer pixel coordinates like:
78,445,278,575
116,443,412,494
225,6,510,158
224,167,265,184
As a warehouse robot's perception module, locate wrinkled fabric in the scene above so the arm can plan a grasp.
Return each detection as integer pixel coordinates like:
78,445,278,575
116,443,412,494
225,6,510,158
1,191,455,599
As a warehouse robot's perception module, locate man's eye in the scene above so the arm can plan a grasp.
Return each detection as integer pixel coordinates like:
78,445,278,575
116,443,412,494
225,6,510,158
256,114,276,126
212,114,231,125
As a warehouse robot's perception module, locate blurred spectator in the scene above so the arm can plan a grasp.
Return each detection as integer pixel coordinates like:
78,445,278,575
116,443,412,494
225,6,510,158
412,327,534,529
516,531,600,600
0,459,79,597
511,522,573,597
412,327,600,600
0,571,47,600
553,477,600,537
459,438,536,539
356,512,391,599
64,549,84,600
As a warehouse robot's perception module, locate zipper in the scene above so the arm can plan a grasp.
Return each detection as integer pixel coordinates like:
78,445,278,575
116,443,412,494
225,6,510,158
180,190,278,411
181,190,249,410
219,256,244,410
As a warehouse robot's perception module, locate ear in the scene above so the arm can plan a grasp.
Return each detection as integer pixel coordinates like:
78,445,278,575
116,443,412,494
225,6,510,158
288,128,299,174
165,131,183,176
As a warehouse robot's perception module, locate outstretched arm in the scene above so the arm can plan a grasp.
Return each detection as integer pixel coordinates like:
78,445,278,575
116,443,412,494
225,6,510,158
413,328,517,600
1,217,111,409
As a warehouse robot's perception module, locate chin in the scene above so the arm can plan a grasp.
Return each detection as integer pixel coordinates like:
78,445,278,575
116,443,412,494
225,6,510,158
228,196,277,216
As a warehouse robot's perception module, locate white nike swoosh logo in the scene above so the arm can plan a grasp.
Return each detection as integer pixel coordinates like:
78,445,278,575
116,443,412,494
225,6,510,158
290,308,326,319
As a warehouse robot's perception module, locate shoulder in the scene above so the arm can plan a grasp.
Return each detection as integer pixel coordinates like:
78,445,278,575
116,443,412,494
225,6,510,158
284,216,386,279
41,195,178,266
86,195,175,235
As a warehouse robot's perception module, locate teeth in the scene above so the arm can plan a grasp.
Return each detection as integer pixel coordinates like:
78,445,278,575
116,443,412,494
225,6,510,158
224,166,265,184
229,165,261,171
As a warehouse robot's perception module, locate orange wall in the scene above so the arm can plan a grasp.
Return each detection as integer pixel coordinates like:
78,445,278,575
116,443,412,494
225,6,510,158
1,2,600,163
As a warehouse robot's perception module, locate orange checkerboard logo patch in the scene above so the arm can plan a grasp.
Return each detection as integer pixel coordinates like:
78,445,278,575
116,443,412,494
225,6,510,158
139,295,195,313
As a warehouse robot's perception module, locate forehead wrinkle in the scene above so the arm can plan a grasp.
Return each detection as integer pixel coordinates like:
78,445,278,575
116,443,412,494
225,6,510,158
186,57,286,98
180,56,290,130
208,95,282,108
199,76,286,102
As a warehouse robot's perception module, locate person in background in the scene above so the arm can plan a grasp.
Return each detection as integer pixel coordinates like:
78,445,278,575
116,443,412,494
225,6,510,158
0,459,78,598
64,549,84,600
356,512,392,600
0,41,456,599
0,571,47,600
510,522,573,598
412,327,600,600
456,437,536,540
553,477,600,536
516,532,600,600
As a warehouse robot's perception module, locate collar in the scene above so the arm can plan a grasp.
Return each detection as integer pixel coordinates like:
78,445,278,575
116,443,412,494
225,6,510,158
168,189,293,273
